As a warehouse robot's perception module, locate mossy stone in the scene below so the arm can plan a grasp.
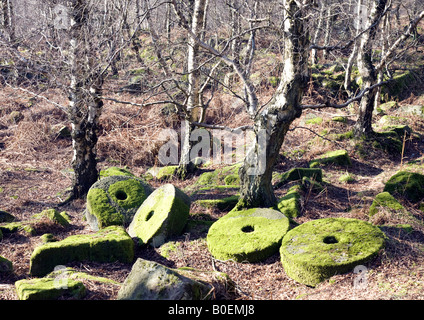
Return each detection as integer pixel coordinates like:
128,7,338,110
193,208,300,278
207,208,290,263
40,233,58,244
29,226,134,277
32,209,71,227
117,258,213,300
0,255,13,273
309,149,351,168
369,192,405,216
128,184,191,247
15,277,86,300
383,171,424,203
195,195,239,211
0,210,15,223
275,168,322,188
195,164,242,187
277,185,302,218
86,175,153,230
280,218,385,287
156,166,178,180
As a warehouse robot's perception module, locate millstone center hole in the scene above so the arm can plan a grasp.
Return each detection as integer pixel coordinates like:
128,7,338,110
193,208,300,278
323,236,338,244
241,225,254,233
115,190,128,201
145,210,154,221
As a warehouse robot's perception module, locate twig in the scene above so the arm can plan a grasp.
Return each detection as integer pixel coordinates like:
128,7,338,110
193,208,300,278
289,126,343,147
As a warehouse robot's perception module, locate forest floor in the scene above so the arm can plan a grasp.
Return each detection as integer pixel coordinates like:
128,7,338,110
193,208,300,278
1,71,424,301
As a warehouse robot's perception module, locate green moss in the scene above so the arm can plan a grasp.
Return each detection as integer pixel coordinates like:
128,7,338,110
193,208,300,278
156,166,178,180
331,116,347,123
380,125,412,138
339,172,356,184
15,277,86,300
305,117,323,125
383,171,424,203
379,115,409,126
280,218,385,287
40,233,58,244
369,192,405,216
0,222,35,235
32,209,71,227
195,164,242,188
87,188,124,228
277,186,302,218
47,267,120,285
29,225,134,277
195,195,239,211
269,76,280,88
158,241,181,259
274,168,322,189
128,184,191,247
108,179,147,210
382,70,415,99
332,130,354,141
309,149,351,168
99,166,135,178
224,174,240,186
207,208,290,263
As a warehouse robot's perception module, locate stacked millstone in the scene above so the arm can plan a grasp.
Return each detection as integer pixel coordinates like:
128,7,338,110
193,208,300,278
128,184,191,247
207,208,290,263
279,218,386,287
85,175,153,230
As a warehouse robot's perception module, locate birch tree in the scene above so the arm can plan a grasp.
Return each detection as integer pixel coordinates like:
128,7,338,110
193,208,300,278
353,0,424,138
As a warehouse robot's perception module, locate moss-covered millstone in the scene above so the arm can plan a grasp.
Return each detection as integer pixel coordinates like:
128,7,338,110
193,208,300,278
274,168,323,188
86,175,153,230
29,225,134,277
15,277,86,300
309,150,351,168
280,218,385,287
207,208,290,263
128,184,191,247
383,171,424,203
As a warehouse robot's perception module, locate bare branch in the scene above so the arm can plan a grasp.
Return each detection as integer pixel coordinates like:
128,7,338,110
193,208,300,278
191,121,253,132
300,80,391,110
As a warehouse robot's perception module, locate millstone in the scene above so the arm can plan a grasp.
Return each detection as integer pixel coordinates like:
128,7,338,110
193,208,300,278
280,217,385,287
127,184,191,247
206,208,290,263
86,175,153,230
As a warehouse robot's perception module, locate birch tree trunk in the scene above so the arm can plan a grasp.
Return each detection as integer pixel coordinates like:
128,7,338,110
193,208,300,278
177,0,207,178
344,0,363,96
66,0,103,200
1,0,15,44
353,0,388,138
237,0,310,208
